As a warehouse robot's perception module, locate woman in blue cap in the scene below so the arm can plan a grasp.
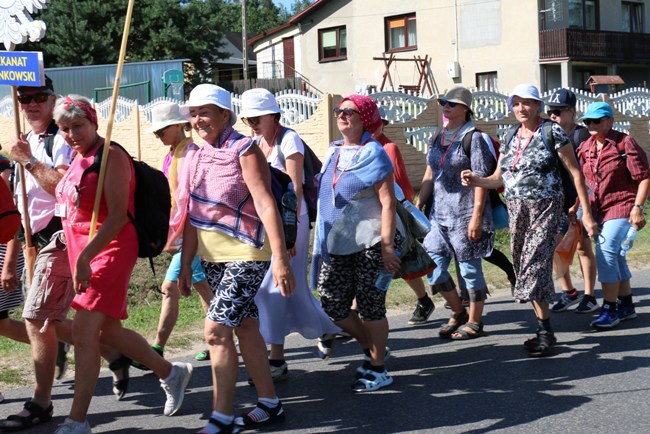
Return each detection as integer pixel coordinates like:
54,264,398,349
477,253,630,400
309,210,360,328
576,101,650,330
461,83,597,357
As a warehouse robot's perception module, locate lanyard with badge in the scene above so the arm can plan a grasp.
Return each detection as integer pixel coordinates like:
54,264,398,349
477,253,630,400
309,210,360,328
436,125,464,181
502,120,541,189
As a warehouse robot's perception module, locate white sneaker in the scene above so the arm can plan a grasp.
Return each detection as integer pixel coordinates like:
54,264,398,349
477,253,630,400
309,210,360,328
160,362,193,416
54,417,92,434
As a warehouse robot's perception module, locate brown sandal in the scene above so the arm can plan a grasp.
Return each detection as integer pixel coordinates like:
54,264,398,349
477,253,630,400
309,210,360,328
439,309,468,338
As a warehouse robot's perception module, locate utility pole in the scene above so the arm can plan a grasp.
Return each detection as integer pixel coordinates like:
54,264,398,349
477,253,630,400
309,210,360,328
242,0,249,81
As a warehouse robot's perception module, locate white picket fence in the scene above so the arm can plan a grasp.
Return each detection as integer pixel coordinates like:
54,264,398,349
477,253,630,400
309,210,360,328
0,90,323,128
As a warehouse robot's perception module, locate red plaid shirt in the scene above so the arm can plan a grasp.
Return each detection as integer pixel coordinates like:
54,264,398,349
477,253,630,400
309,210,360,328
577,129,649,223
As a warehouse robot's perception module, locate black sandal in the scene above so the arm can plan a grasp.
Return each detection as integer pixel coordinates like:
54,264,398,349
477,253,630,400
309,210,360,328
109,355,131,400
439,309,469,338
235,401,285,428
525,332,557,357
0,400,53,432
451,322,485,340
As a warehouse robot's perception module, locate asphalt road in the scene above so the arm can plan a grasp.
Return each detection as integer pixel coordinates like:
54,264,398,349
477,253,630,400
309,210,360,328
2,270,650,433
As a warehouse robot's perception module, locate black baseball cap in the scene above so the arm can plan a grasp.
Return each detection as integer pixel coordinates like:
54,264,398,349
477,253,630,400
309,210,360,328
547,88,576,108
17,74,54,94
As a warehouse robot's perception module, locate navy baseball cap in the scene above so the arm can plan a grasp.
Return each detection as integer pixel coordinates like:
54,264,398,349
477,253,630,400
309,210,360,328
547,88,576,108
17,74,54,94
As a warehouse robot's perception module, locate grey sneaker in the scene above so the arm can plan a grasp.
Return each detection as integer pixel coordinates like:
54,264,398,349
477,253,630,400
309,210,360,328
552,291,581,312
160,362,193,416
55,342,70,380
54,417,92,434
575,295,599,313
408,300,435,325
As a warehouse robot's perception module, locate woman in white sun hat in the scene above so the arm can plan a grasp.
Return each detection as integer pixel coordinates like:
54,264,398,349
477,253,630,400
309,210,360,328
239,88,338,385
129,102,214,371
178,84,295,433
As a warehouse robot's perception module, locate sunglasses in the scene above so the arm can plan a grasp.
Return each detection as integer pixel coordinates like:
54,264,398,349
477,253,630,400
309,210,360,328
17,92,53,104
584,117,609,126
333,107,359,118
242,116,262,126
438,99,458,108
154,125,172,138
546,108,567,117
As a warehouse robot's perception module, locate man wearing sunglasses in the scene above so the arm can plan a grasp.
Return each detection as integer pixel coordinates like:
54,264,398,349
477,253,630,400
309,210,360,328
546,89,598,316
0,76,75,431
576,102,650,330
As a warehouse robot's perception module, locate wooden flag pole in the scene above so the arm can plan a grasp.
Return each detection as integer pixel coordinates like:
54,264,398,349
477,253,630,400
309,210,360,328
88,0,135,240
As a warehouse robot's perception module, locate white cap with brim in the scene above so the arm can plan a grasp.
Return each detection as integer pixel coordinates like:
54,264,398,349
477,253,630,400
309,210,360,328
239,88,281,119
507,83,545,112
148,102,188,134
180,84,236,126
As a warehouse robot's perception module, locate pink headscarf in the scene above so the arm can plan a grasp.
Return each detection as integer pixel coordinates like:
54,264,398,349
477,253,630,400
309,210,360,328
340,94,382,133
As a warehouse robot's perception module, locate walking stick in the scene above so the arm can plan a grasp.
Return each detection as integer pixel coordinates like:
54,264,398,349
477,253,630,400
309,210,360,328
89,0,135,240
12,88,36,286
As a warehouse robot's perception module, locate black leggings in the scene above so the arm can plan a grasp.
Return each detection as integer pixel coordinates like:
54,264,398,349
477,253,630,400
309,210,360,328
484,248,516,284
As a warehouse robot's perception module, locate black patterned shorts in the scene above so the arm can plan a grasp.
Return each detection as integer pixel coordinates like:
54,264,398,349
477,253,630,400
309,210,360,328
317,242,388,322
201,260,270,327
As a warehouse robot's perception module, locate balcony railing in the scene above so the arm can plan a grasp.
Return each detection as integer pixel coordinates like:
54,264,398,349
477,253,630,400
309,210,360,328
539,28,650,63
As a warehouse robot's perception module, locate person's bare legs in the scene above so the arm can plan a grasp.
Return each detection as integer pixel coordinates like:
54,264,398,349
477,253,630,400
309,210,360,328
361,318,388,366
0,317,29,343
204,320,240,415
269,343,284,360
237,318,276,399
334,311,369,349
576,237,597,297
24,319,57,410
155,280,180,348
67,310,104,423
406,278,427,298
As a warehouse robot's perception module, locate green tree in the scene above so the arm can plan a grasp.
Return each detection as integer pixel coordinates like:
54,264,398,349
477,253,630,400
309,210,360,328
219,0,288,34
23,0,227,85
289,0,314,15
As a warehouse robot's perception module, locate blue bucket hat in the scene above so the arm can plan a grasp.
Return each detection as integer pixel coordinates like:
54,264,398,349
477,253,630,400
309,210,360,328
579,102,614,121
507,83,544,112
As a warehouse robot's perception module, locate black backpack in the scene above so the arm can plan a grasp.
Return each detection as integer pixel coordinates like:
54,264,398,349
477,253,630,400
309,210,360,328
503,119,577,212
275,127,322,223
81,142,171,259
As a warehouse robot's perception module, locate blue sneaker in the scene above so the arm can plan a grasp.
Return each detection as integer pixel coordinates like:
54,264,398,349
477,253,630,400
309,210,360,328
552,291,581,312
617,302,637,321
591,304,620,329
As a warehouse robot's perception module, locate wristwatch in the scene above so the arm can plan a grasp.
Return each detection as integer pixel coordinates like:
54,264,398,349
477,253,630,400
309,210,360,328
633,204,645,212
24,157,38,171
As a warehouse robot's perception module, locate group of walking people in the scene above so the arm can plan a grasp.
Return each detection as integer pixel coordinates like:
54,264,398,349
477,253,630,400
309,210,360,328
0,77,648,434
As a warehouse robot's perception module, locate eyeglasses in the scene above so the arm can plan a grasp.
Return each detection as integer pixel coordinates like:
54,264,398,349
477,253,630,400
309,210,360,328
154,125,172,138
333,108,359,118
584,117,609,126
17,92,53,104
438,99,458,108
242,116,262,126
546,108,567,117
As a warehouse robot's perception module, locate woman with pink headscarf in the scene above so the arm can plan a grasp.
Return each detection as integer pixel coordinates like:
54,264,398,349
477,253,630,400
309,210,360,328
311,94,400,393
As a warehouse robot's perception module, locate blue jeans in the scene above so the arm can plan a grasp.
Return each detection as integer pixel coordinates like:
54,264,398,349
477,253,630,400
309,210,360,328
426,252,486,291
595,218,632,283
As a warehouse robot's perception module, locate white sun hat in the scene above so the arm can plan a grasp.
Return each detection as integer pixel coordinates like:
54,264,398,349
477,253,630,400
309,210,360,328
148,102,188,134
180,84,236,126
238,88,281,119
